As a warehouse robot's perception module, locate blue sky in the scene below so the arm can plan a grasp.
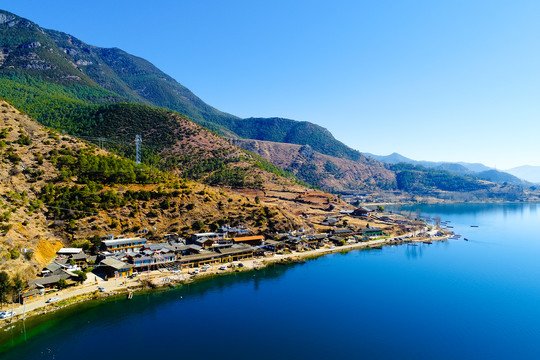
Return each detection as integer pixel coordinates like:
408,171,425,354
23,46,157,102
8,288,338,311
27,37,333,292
4,1,540,169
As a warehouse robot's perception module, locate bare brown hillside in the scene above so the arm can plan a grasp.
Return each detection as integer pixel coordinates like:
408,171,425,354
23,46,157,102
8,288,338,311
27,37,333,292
232,139,396,192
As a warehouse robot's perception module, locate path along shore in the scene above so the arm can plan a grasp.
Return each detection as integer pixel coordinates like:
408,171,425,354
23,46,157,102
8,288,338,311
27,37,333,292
0,228,450,327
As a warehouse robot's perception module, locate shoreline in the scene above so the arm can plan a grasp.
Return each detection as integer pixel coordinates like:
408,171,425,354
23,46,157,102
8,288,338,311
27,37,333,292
0,230,450,328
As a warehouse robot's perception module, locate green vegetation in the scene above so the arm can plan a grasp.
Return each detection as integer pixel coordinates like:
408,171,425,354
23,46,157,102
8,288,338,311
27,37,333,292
224,118,363,161
390,163,486,193
0,272,10,306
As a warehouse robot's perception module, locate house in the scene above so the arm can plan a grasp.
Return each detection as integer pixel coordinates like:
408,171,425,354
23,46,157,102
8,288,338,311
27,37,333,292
41,260,80,275
127,251,176,270
220,225,250,238
194,237,216,248
28,270,77,289
322,217,339,226
233,235,264,246
190,232,226,244
69,252,88,267
303,235,324,249
128,254,155,270
329,236,345,246
167,244,202,256
263,240,287,252
20,288,40,304
56,248,83,256
102,237,147,253
353,207,373,217
178,252,221,269
216,244,254,263
360,227,384,237
332,228,354,237
285,236,304,251
100,258,132,279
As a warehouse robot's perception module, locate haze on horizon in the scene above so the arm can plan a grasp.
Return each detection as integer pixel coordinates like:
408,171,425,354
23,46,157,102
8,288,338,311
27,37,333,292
4,0,540,170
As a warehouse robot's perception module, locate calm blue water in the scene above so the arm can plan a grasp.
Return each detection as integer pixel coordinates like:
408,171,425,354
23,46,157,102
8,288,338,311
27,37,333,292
2,203,540,359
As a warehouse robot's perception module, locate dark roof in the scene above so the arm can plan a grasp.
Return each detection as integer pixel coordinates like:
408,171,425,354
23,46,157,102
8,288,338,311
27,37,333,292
29,271,73,287
361,227,382,232
144,243,170,251
44,262,65,272
217,245,254,256
22,289,40,297
70,253,88,261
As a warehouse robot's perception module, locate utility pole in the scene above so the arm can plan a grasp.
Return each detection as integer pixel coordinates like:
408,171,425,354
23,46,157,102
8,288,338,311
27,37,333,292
135,134,142,164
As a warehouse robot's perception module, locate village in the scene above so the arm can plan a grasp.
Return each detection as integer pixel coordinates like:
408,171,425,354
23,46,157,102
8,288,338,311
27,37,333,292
0,206,446,323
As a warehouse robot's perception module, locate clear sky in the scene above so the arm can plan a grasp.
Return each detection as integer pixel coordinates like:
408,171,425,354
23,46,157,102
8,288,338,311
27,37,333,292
4,1,540,169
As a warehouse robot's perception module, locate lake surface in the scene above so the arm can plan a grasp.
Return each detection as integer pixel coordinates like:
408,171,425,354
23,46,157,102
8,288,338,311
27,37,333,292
2,202,540,359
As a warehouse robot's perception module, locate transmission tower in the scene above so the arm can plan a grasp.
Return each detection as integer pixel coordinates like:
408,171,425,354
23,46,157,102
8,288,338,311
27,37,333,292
135,134,142,164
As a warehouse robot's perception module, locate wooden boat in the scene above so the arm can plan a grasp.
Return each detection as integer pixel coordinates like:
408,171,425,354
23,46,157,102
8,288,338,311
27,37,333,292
422,241,432,244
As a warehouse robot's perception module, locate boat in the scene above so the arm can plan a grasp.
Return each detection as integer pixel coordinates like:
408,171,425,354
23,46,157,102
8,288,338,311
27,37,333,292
464,238,469,241
407,243,418,246
422,241,432,244
127,290,133,300
471,225,479,227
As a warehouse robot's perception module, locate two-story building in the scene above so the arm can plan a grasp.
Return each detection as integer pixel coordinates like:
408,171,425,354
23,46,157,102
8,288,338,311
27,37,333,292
102,238,147,253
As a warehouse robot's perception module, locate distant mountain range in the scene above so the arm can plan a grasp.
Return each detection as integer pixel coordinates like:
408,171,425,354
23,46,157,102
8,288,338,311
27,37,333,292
365,152,529,185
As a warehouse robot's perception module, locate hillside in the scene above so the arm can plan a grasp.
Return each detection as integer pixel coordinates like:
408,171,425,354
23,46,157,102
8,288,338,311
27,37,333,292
0,10,370,161
476,170,526,185
0,100,348,280
233,138,395,192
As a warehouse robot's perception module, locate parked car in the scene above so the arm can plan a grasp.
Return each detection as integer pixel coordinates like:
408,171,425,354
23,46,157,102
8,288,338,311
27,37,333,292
98,287,106,292
46,297,60,303
237,263,244,268
0,311,15,319
219,266,227,271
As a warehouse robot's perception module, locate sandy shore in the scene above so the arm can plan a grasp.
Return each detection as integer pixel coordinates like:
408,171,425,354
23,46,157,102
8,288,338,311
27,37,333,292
0,228,449,326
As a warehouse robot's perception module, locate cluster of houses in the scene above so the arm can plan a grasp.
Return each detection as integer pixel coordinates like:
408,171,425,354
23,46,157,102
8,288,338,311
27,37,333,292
20,224,386,303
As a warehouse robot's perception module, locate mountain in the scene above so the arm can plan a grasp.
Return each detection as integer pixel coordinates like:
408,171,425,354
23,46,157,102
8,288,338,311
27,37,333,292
224,118,362,161
233,139,396,192
365,152,414,164
365,152,528,185
434,163,472,175
0,100,334,280
0,9,371,164
456,162,493,173
475,170,526,185
506,166,540,184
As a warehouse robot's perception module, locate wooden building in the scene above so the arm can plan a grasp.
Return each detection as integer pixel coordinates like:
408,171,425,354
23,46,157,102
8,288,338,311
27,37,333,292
233,235,264,246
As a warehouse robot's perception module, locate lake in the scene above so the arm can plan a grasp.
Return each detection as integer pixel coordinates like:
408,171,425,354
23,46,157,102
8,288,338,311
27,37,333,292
2,202,540,359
